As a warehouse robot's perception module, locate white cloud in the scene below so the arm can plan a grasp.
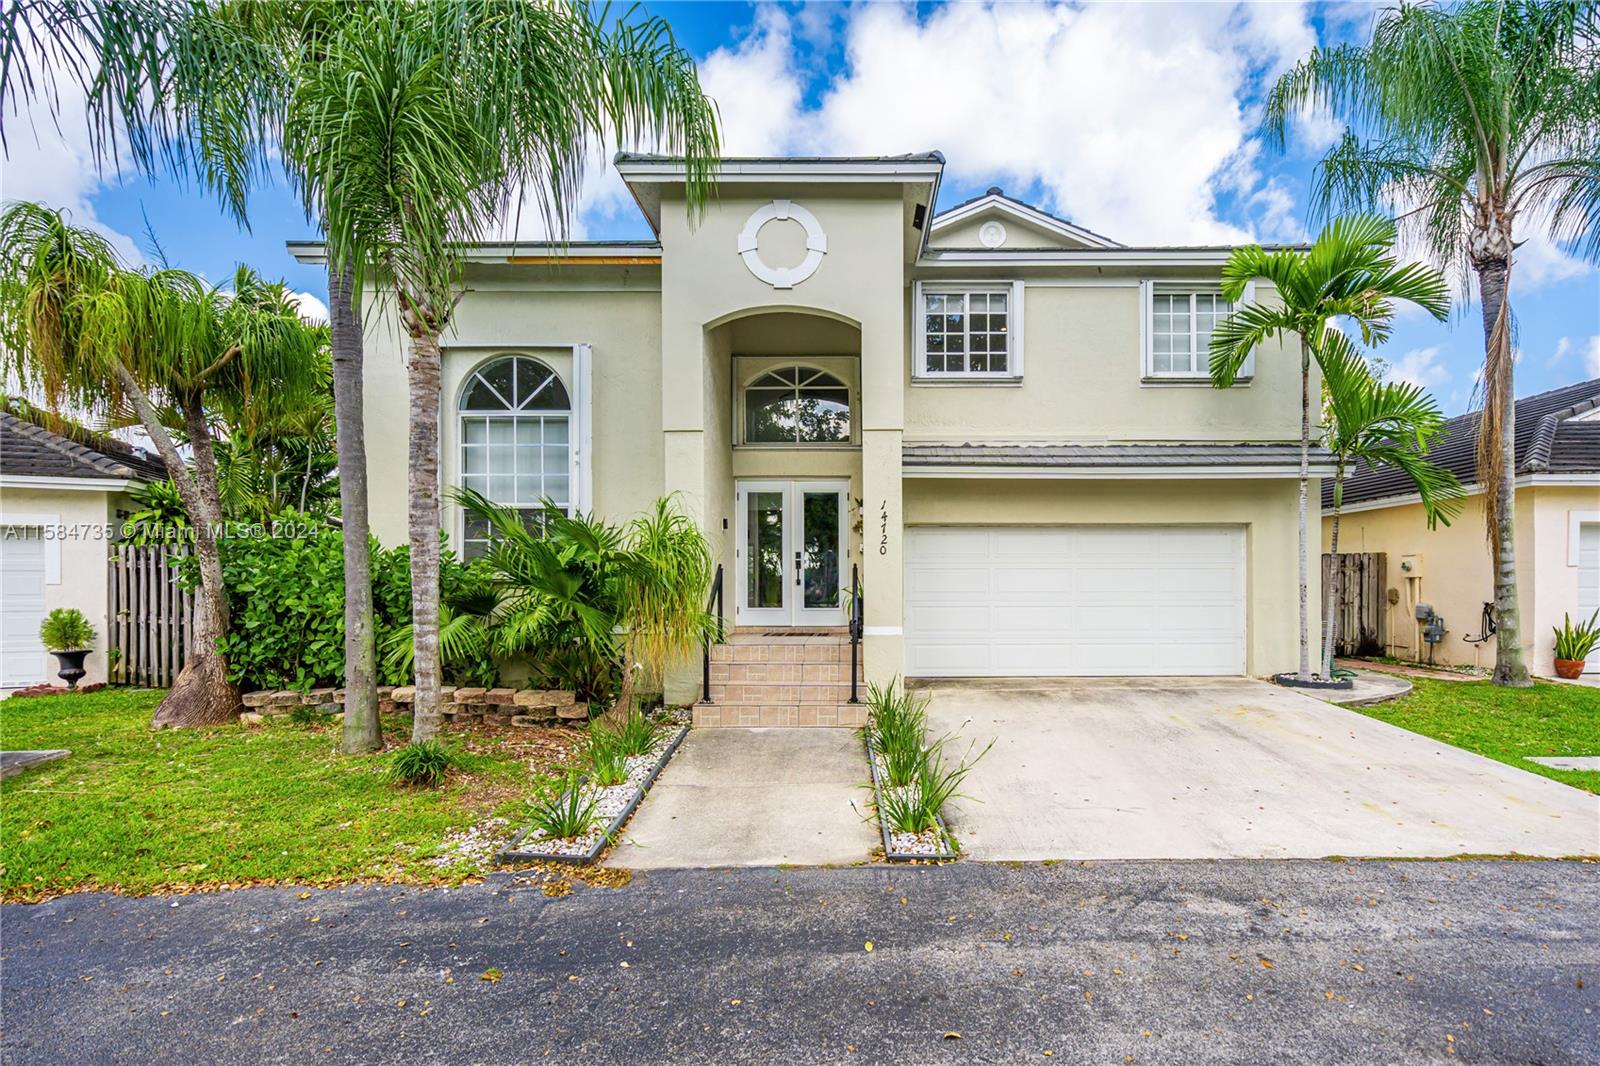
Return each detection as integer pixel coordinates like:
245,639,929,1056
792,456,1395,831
697,6,809,156
289,290,329,325
1587,335,1600,378
1,41,143,265
1546,336,1572,368
1381,346,1450,389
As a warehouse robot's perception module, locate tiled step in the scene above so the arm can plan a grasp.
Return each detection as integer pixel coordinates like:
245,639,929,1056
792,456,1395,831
708,682,857,705
712,661,855,685
708,641,860,665
693,702,867,729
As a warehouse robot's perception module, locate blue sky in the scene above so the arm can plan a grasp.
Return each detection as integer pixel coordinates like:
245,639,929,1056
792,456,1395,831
8,0,1597,415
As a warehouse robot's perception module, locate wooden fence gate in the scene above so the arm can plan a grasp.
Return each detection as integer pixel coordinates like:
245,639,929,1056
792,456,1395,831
108,544,194,688
1321,551,1386,657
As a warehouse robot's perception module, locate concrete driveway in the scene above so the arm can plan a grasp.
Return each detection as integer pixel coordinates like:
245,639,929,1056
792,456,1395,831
920,677,1600,861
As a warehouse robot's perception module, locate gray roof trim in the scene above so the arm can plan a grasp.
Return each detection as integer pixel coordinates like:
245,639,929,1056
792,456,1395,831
904,441,1334,476
285,239,662,266
0,411,167,481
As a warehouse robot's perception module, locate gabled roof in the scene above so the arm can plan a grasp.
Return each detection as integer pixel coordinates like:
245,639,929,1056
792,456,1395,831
1326,378,1600,508
0,411,167,483
929,187,1122,249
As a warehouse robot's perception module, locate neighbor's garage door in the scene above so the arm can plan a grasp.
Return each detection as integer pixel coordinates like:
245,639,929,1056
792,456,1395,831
904,526,1246,677
1,532,50,688
1579,521,1599,674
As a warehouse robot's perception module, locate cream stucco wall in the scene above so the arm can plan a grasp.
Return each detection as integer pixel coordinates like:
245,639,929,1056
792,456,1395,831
361,268,666,547
1322,483,1599,676
904,283,1307,444
1,485,129,687
907,478,1318,677
931,214,1086,249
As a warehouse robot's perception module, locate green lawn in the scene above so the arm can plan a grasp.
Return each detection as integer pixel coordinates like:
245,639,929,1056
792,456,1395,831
1349,677,1600,793
0,688,579,901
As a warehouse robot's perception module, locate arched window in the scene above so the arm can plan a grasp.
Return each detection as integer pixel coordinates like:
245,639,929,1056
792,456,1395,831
459,355,571,557
743,366,851,444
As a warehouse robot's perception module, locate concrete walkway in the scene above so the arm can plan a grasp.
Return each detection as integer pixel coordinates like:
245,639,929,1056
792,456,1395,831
618,728,878,868
919,677,1600,861
1321,670,1412,707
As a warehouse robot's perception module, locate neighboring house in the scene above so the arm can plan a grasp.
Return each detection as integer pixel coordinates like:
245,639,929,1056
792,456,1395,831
1322,378,1600,677
294,153,1327,713
0,411,166,689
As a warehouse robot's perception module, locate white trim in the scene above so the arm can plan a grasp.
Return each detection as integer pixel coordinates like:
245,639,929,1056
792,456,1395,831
862,626,903,637
911,280,1025,381
1021,279,1142,288
1327,473,1600,516
921,248,1288,267
904,464,1334,479
616,158,945,183
572,344,594,513
737,199,827,289
1139,280,1254,384
285,240,661,265
0,475,136,492
1568,511,1600,566
929,193,1121,249
0,513,64,585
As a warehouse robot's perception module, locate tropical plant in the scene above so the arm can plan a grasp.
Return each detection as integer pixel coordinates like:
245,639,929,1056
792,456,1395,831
1320,336,1465,673
1210,213,1449,680
864,680,931,789
527,771,599,841
381,564,500,689
1553,610,1600,662
610,707,664,759
0,205,324,727
1264,0,1600,686
282,1,720,745
388,739,454,788
39,608,96,652
583,724,631,789
121,478,191,546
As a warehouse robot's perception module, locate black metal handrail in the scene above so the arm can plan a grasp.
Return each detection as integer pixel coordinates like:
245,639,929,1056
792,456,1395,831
700,563,724,704
848,562,862,703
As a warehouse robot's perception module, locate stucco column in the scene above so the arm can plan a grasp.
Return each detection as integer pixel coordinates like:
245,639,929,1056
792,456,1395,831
859,312,905,686
661,316,709,705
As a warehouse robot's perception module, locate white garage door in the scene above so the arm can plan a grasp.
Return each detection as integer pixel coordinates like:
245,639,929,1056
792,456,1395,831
904,526,1246,677
1,533,50,688
1579,522,1599,675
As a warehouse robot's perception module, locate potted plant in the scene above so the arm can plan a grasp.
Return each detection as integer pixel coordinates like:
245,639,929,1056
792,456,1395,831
1552,610,1600,680
39,608,97,689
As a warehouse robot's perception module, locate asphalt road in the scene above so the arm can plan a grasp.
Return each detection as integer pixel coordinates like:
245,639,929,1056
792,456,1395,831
2,861,1596,1064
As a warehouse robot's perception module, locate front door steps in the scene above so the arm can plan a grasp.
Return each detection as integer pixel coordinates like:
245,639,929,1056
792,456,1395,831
697,628,865,728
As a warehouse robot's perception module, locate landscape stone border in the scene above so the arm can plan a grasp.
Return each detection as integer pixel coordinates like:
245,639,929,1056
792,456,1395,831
496,722,690,866
863,736,959,863
238,686,586,727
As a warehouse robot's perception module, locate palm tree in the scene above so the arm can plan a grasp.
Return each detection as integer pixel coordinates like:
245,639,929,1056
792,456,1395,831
1318,333,1465,674
285,1,719,741
0,203,323,727
1210,213,1450,681
1263,0,1600,686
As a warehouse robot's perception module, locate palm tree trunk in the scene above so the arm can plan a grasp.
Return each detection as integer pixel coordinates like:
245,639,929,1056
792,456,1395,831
144,386,240,728
1297,337,1312,679
406,326,445,741
1323,465,1344,677
330,262,382,753
1474,254,1531,687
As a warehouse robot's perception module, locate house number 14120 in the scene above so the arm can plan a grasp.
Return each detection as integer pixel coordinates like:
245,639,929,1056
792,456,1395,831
878,500,889,556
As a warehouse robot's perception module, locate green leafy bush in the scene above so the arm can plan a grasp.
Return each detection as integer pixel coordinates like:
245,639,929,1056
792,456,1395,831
610,707,663,757
584,723,631,787
388,739,454,788
528,772,599,840
39,608,96,652
864,679,930,789
1554,610,1600,661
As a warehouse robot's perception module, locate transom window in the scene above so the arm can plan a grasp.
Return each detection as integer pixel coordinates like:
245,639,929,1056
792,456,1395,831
743,366,851,444
1149,289,1233,377
458,355,571,557
914,283,1022,379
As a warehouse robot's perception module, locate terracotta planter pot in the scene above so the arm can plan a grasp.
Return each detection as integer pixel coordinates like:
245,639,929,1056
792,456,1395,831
1553,658,1586,680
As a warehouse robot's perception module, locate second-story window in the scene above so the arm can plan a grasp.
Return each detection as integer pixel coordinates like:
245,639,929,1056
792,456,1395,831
1152,284,1235,379
914,282,1024,380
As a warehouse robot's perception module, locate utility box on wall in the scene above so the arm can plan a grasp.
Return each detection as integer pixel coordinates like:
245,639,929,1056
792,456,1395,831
1397,553,1423,578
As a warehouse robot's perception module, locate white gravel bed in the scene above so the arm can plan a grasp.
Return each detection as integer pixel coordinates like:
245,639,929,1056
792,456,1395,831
428,817,513,869
506,724,684,859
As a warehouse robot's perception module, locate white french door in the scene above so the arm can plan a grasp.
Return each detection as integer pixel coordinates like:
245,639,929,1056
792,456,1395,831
734,480,849,627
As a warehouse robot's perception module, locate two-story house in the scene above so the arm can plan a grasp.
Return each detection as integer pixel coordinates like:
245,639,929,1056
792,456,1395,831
293,152,1325,724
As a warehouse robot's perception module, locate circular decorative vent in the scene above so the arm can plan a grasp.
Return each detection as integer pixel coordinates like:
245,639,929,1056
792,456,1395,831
737,199,827,289
978,220,1007,248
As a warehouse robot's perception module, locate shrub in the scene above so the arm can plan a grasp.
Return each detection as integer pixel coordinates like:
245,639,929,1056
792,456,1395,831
388,740,454,788
39,608,96,652
611,707,663,757
584,724,631,787
528,772,599,840
865,679,929,789
1554,610,1600,662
